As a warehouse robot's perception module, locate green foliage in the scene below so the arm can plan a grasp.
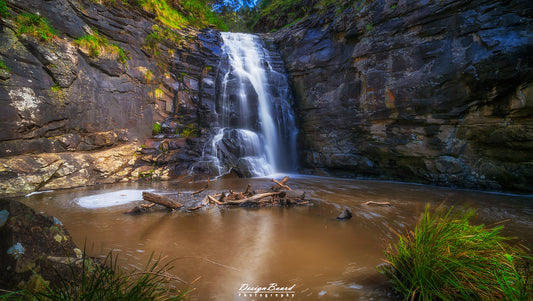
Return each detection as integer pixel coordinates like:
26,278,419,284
381,205,533,300
0,0,11,18
153,122,162,135
137,0,187,29
144,24,184,54
16,13,56,42
75,31,130,64
0,60,9,72
51,82,61,92
180,123,197,138
27,252,189,301
136,0,226,30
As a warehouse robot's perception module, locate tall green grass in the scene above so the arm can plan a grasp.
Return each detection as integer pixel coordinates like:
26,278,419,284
381,205,532,300
1,252,190,300
34,252,189,301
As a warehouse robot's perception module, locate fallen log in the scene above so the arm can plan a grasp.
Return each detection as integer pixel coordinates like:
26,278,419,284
362,201,392,206
188,205,203,211
218,192,226,203
244,184,252,195
224,192,280,205
192,184,208,196
142,192,183,209
279,176,290,186
208,195,224,205
272,178,291,190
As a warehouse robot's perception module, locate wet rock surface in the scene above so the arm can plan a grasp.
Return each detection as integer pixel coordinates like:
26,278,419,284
0,199,83,291
271,0,533,192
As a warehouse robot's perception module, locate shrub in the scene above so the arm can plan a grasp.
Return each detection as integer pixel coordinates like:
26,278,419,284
136,0,226,30
0,60,9,71
16,13,56,42
153,122,162,135
0,0,11,18
180,123,197,138
381,205,533,300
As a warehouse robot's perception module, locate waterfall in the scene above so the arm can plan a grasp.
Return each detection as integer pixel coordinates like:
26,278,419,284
201,32,298,177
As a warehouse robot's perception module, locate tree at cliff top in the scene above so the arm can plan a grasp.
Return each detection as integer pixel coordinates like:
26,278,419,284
208,0,260,32
134,0,227,30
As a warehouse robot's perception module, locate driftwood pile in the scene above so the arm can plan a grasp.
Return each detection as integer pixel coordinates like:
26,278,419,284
126,176,310,214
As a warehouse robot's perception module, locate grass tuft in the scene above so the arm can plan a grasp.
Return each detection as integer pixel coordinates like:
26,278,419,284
16,13,56,42
0,60,9,72
381,204,533,300
29,251,190,301
153,122,162,135
75,31,130,64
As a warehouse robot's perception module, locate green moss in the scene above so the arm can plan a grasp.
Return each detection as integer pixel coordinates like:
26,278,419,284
75,31,130,64
180,123,197,138
152,122,162,135
0,0,11,18
144,24,184,54
16,13,56,42
0,60,9,72
50,82,61,92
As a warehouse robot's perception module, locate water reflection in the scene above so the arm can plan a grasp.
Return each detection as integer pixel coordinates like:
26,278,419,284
15,176,533,300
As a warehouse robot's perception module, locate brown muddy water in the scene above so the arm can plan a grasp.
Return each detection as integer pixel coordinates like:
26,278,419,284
16,175,533,300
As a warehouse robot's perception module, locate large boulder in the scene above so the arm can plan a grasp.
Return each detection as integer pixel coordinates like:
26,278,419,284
0,199,83,291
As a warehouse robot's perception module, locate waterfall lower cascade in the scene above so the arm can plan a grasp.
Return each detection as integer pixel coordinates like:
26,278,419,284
203,32,298,177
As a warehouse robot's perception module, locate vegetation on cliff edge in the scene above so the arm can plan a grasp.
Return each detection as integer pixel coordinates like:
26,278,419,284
15,13,56,42
136,0,227,30
75,31,130,64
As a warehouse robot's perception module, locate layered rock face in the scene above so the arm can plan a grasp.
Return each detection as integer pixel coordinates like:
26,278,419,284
271,0,533,192
0,0,222,196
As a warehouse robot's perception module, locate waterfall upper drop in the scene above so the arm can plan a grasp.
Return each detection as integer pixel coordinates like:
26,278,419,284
202,32,298,177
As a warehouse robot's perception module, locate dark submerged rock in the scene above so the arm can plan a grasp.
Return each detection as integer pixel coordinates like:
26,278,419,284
336,207,353,220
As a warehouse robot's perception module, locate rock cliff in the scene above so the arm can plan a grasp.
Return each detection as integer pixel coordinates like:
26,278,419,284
0,0,222,196
269,0,533,192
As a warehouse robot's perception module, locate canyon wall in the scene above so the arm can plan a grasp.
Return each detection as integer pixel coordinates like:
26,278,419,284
0,0,221,196
269,0,533,192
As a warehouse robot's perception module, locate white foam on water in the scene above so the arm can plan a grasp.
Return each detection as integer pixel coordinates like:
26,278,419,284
75,190,151,209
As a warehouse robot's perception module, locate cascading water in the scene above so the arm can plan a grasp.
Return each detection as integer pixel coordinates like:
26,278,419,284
202,32,298,177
